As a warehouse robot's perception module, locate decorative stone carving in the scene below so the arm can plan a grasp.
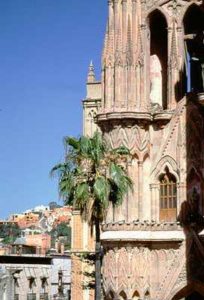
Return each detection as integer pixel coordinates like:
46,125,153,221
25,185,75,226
84,1,204,300
103,124,149,155
103,244,186,300
167,0,183,17
102,221,182,232
103,249,118,293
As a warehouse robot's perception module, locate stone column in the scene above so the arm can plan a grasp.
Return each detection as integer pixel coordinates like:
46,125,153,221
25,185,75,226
141,23,149,109
167,26,173,108
177,182,186,222
138,160,143,220
122,0,127,109
150,184,155,221
151,183,160,221
155,184,160,222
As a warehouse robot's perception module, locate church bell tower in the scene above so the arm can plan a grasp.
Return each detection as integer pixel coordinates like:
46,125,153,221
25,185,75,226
95,0,204,299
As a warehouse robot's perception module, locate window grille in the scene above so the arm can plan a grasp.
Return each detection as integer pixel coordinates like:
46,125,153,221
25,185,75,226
160,169,177,222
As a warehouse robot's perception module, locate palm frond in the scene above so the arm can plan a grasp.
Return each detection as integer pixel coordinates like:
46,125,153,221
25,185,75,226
51,132,132,223
58,169,75,201
79,136,91,156
50,162,71,178
74,182,90,208
93,176,110,208
64,136,80,150
109,163,133,205
90,131,105,165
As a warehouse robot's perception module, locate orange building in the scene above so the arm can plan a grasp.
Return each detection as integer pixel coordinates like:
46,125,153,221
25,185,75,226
13,233,51,255
42,206,72,232
26,233,51,255
71,211,95,300
9,212,40,229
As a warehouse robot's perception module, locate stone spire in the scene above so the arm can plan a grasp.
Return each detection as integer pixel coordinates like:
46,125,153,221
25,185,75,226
100,0,146,111
87,61,96,83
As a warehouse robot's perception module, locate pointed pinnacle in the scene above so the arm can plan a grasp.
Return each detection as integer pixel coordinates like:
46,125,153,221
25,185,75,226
87,60,96,83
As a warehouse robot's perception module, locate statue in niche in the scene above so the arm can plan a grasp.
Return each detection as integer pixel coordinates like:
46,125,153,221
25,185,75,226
185,31,204,93
194,30,204,92
150,54,163,108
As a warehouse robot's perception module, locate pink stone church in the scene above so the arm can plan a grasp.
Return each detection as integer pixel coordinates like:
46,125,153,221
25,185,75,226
76,0,204,299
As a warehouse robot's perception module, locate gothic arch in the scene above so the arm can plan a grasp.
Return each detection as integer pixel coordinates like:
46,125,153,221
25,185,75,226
151,155,179,183
132,290,140,299
105,290,115,300
144,289,150,299
142,151,149,163
131,152,140,161
88,109,96,118
182,3,204,93
159,168,177,221
182,3,204,27
145,0,176,19
147,9,168,109
146,7,169,27
119,290,128,300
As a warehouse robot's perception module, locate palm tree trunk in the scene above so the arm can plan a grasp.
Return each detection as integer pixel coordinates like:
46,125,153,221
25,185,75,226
95,219,101,300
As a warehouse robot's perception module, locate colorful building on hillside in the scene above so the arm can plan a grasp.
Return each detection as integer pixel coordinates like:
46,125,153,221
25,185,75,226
9,212,40,229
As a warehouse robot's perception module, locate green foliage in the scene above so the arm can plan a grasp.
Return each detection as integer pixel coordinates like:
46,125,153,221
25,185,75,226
51,131,132,226
50,222,71,249
0,223,21,244
50,223,71,238
51,132,132,299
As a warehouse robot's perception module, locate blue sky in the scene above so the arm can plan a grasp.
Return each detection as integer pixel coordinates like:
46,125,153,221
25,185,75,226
0,0,107,219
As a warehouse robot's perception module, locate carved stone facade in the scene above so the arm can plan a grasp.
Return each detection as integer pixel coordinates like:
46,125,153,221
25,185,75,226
81,0,204,299
102,232,204,300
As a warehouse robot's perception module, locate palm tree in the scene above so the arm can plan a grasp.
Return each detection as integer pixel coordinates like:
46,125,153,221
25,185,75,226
51,131,132,300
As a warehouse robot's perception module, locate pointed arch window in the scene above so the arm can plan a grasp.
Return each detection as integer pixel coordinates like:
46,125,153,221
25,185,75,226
149,10,168,109
159,168,177,222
